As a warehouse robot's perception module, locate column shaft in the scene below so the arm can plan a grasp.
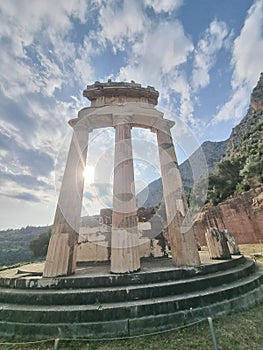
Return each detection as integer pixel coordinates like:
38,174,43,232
43,124,89,277
157,128,201,267
111,121,140,273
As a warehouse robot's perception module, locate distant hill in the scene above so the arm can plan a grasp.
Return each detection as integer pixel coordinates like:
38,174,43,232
0,225,50,267
136,139,228,208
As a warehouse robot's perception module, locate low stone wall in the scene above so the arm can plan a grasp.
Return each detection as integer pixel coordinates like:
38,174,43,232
77,222,165,263
193,187,263,245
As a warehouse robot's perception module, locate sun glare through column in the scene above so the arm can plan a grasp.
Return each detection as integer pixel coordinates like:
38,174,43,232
83,165,95,184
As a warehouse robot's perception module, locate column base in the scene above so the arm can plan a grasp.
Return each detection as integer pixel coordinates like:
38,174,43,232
43,233,77,278
110,228,140,273
168,213,201,267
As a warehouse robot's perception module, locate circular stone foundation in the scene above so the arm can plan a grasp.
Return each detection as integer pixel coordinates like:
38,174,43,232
0,253,263,339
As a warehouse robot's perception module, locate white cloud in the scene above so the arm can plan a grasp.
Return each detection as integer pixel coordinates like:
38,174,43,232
192,20,229,91
144,0,183,14
212,85,250,124
213,0,263,124
118,21,193,93
0,0,94,99
97,0,145,51
75,38,96,86
168,71,196,126
231,0,263,89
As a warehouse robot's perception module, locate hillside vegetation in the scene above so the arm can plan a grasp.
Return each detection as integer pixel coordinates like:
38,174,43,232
0,225,50,267
190,73,263,209
206,76,263,205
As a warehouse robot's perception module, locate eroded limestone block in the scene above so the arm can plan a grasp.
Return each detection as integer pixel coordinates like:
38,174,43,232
77,242,109,262
223,229,241,255
151,239,163,257
205,227,231,260
138,238,151,258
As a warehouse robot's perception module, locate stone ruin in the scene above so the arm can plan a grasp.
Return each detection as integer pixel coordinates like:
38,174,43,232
77,207,168,263
43,80,200,277
205,227,240,260
1,81,263,340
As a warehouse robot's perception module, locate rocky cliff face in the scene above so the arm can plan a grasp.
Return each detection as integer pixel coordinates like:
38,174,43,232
193,187,263,245
194,72,263,244
251,72,263,111
137,140,227,208
226,72,263,158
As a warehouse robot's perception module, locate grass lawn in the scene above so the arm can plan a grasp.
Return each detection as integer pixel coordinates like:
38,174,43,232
1,303,263,350
239,243,263,263
0,244,262,350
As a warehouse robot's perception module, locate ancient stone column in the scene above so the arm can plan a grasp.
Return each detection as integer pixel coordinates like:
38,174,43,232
111,116,140,273
156,127,201,267
43,121,90,277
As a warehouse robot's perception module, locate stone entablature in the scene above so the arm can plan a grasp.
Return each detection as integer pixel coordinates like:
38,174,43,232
70,103,174,133
83,80,159,107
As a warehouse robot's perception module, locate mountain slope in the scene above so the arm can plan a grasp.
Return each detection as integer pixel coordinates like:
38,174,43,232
206,72,263,202
226,72,263,159
137,73,263,209
193,72,263,244
137,140,228,208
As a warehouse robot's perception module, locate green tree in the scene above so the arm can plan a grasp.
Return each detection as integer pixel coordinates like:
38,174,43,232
207,158,243,205
29,228,51,258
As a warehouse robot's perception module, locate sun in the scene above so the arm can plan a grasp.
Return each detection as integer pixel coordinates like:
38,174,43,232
83,165,95,184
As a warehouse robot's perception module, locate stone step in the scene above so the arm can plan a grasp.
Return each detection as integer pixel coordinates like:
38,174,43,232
0,266,262,325
0,258,255,305
2,285,262,339
0,256,246,289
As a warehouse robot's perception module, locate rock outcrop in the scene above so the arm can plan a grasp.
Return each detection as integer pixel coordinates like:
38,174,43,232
226,72,263,158
193,187,263,245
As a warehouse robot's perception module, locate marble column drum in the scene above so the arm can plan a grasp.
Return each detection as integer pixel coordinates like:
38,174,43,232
43,122,90,277
157,127,201,267
111,118,140,273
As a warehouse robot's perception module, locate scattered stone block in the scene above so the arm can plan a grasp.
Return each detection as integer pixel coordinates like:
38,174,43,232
138,238,151,258
205,227,231,260
151,239,163,258
223,229,241,255
77,242,109,262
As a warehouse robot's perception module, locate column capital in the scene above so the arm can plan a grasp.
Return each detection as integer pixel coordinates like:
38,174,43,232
113,114,133,127
151,118,174,134
68,117,93,132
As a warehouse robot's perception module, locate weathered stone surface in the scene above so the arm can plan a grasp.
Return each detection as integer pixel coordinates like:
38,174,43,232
150,239,163,257
138,238,151,258
77,242,109,262
111,121,140,273
43,124,89,277
1,257,263,339
223,229,240,255
157,129,201,267
205,227,232,260
44,81,203,276
193,188,263,245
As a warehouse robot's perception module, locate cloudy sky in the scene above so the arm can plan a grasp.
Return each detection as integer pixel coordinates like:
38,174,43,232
0,0,262,230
